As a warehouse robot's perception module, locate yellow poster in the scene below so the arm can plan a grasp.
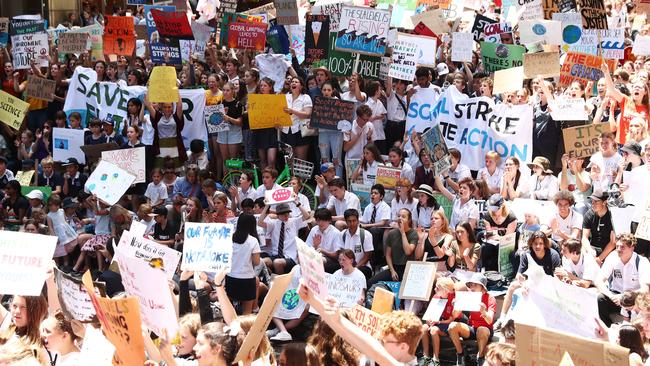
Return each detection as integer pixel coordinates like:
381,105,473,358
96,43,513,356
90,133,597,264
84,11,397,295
371,287,394,314
0,90,29,130
82,272,146,366
15,170,34,186
248,94,292,130
148,66,179,103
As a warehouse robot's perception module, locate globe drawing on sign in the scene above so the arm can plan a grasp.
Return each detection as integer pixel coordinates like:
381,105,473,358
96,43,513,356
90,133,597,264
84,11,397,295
209,111,224,126
495,45,510,58
563,25,582,44
532,24,547,35
282,289,300,310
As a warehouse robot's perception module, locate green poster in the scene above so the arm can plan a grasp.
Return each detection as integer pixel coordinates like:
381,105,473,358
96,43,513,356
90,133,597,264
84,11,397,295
318,32,381,80
480,42,526,73
498,233,517,280
22,186,53,201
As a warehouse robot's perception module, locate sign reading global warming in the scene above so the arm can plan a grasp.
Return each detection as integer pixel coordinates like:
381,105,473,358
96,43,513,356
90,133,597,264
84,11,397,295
335,6,391,56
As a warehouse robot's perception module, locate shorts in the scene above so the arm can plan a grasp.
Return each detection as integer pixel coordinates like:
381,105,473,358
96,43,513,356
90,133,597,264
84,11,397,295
468,325,494,340
434,322,449,334
225,275,256,301
217,126,243,144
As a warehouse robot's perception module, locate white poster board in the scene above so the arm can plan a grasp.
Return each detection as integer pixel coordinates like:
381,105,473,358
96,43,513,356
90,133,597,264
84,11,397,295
451,32,473,62
453,291,483,311
423,298,448,321
115,230,181,280
264,187,296,205
182,223,234,272
85,160,136,205
396,33,437,67
53,127,86,164
549,99,588,121
398,261,437,300
0,231,57,296
388,39,418,81
297,237,329,299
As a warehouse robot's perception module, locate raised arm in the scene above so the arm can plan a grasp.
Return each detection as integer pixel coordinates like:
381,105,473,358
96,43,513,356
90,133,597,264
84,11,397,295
600,62,625,103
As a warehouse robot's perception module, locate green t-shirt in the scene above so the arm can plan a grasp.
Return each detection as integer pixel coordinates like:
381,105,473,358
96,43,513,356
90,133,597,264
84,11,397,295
386,228,419,266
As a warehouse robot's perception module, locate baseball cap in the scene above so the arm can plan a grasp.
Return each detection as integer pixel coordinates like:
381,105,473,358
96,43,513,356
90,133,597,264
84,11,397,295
25,190,44,201
62,158,80,167
320,163,335,174
487,194,505,211
436,62,450,76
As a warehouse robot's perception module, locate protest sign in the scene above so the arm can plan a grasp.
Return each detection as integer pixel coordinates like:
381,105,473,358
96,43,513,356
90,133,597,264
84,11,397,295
81,143,120,164
411,9,451,34
275,267,308,319
577,0,608,29
397,33,437,67
289,25,306,64
398,261,437,301
11,31,49,70
220,12,265,46
101,147,146,184
53,128,85,164
228,22,267,51
558,0,578,11
311,96,355,130
297,238,329,299
375,165,401,190
351,182,371,211
325,32,382,79
305,14,329,65
82,272,146,366
68,23,103,61
511,198,556,224
336,6,390,56
451,32,473,62
498,233,517,279
562,123,610,159
635,195,650,241
248,94,292,129
0,232,56,296
312,0,350,30
351,305,382,337
480,42,525,72
55,268,106,322
515,324,629,365
0,18,7,47
182,223,233,272
549,99,589,121
423,298,448,321
9,18,45,36
215,0,238,29
15,170,34,186
264,187,296,205
103,16,135,56
148,66,180,103
274,0,299,24
117,253,179,337
328,271,366,308
405,87,439,135
553,12,583,53
633,35,650,56
234,271,294,363
85,160,136,205
115,230,181,280
388,39,418,80
25,75,56,102
204,104,229,135
371,287,395,314
144,5,182,64
519,20,562,45
453,291,483,311
151,9,194,39
129,220,147,238
493,66,524,94
58,32,89,53
482,22,514,43
523,52,561,79
559,51,616,87
421,124,451,175
471,14,498,41
0,90,29,130
431,86,533,171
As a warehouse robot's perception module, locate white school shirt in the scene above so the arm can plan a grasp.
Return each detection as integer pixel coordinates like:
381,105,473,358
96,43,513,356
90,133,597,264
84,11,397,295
361,161,380,186
547,209,583,242
390,197,418,222
599,252,650,293
341,90,367,110
562,253,599,282
306,225,342,253
450,197,480,229
361,200,391,224
254,183,282,200
264,216,302,260
387,91,407,122
344,120,374,160
284,93,313,134
365,97,387,141
414,205,435,229
327,190,362,216
477,167,504,192
229,235,262,279
289,193,311,228
341,228,374,268
145,181,169,205
525,174,560,200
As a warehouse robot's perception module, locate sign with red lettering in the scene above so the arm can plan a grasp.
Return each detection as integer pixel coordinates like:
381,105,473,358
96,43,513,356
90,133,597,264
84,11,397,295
0,231,56,296
264,187,295,205
305,14,329,65
150,9,194,40
227,22,267,51
559,51,616,87
351,305,382,337
103,16,135,56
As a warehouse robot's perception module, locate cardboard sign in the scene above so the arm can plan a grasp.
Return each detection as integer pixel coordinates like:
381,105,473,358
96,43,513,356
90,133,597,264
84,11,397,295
336,6,390,56
398,261,437,301
305,14,330,65
311,96,355,130
25,75,55,102
297,238,329,299
351,305,382,337
497,233,516,279
0,232,56,296
411,9,451,35
327,272,366,308
11,31,49,70
219,12,265,46
471,14,498,41
0,90,29,130
480,42,525,72
55,268,106,322
85,160,136,205
423,298,448,321
68,23,103,61
264,187,295,205
101,147,146,184
493,66,524,94
312,0,347,30
103,16,135,56
421,125,451,175
58,32,89,53
151,9,194,39
559,52,616,87
274,0,299,24
82,272,146,366
234,271,294,363
375,165,401,190
523,52,561,79
635,195,650,241
515,323,629,365
248,94,292,129
228,22,267,51
325,32,382,79
633,35,650,56
115,230,181,280
182,223,233,272
388,39,418,81
371,287,394,314
204,104,229,135
558,0,578,12
562,123,610,159
144,5,182,65
549,99,588,121
148,66,180,103
577,0,607,29
451,32,473,62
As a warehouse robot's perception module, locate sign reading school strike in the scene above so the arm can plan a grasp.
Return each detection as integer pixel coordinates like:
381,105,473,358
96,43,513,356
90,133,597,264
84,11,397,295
0,231,56,296
562,123,610,159
559,52,617,87
182,223,234,272
227,22,267,51
150,9,194,40
336,6,390,56
103,16,135,56
0,90,29,130
311,96,355,130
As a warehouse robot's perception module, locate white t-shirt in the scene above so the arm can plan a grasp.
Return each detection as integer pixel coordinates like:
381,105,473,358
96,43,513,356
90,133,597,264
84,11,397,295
387,91,407,122
365,97,387,141
330,268,367,308
361,200,391,224
284,93,313,134
562,253,599,282
341,90,367,110
344,120,374,160
557,170,592,209
327,190,362,216
254,183,282,200
306,225,342,253
390,197,418,222
477,167,504,192
341,228,374,268
547,209,583,242
450,197,479,229
229,235,262,279
524,174,560,200
145,181,168,205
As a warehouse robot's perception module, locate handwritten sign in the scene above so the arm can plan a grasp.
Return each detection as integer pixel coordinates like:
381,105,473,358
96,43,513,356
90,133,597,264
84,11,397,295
325,32,382,79
549,99,588,121
375,165,401,190
101,147,146,184
151,9,194,39
264,187,295,205
411,9,451,35
328,272,366,308
498,233,517,279
82,272,146,366
55,268,105,322
388,39,418,81
11,31,49,70
398,261,437,301
311,96,355,130
115,230,181,280
336,6,390,56
523,52,560,79
204,104,229,135
519,19,562,45
351,305,382,337
274,268,307,319
85,160,136,206
297,238,329,299
15,170,34,186
274,0,299,24
248,94,292,129
559,51,616,87
148,66,179,103
562,123,610,159
305,14,330,65
23,75,54,102
577,0,607,29
493,66,524,94
633,35,650,56
480,42,526,72
0,232,56,296
228,22,267,51
471,14,498,41
52,127,86,164
103,16,135,56
58,32,89,53
0,18,7,47
452,32,473,62
371,287,395,314
182,223,233,272
423,298,448,321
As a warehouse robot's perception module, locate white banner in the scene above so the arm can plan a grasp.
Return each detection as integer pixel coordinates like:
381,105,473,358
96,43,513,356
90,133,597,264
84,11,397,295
432,86,533,170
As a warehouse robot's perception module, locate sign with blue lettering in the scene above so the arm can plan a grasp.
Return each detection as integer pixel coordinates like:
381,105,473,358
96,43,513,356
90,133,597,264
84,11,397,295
335,6,391,56
144,5,182,65
182,223,234,272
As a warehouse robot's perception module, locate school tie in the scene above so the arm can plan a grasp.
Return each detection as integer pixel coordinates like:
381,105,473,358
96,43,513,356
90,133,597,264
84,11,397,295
371,205,377,224
278,221,285,258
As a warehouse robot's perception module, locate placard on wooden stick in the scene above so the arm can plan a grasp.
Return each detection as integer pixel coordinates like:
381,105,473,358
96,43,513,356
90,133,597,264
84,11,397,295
398,261,437,301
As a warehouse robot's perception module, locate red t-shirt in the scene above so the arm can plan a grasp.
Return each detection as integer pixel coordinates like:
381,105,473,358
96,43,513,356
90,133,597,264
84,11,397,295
468,292,496,329
618,98,649,145
440,292,456,320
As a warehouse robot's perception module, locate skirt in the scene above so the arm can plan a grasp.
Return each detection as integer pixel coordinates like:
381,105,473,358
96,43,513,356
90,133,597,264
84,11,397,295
155,137,183,172
53,239,78,258
281,130,309,147
82,234,111,252
252,128,279,150
225,275,257,301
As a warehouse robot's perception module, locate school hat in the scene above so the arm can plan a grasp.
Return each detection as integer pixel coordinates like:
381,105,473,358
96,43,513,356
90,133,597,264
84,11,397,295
62,158,80,167
621,141,642,157
150,206,168,217
275,203,292,215
62,197,78,209
25,190,44,201
487,194,505,212
415,184,435,199
526,156,553,174
589,191,609,201
466,272,488,291
320,162,335,174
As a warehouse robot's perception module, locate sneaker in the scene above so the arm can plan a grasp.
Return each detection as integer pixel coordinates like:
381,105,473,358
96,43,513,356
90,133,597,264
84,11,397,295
419,356,431,366
265,328,280,338
270,331,292,342
455,353,466,366
430,358,441,366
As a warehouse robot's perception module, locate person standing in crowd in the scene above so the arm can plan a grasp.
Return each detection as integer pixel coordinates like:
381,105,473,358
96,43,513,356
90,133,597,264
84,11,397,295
144,92,186,171
282,76,313,162
252,77,280,170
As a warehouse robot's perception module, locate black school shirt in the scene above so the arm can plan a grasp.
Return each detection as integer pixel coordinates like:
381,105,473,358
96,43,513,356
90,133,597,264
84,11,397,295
582,208,614,251
38,171,64,191
65,172,88,199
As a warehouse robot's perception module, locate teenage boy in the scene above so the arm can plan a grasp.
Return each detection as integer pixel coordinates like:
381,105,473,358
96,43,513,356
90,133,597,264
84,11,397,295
315,162,338,208
151,206,177,247
554,238,599,288
344,104,375,160
326,178,361,230
582,192,616,265
258,201,310,274
38,157,63,196
361,184,391,267
341,209,374,279
306,208,342,273
62,158,87,199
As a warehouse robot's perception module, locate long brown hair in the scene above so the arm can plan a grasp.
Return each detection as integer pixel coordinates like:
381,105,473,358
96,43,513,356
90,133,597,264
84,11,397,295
307,319,359,366
0,295,48,346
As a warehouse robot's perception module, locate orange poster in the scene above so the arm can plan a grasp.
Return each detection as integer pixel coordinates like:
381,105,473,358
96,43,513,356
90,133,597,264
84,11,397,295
103,16,135,56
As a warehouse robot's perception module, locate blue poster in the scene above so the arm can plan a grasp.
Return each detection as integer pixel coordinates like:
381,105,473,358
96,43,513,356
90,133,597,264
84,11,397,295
144,5,182,65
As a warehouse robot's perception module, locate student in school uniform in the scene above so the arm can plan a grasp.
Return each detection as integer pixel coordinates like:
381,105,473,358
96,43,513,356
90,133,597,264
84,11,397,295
340,209,374,280
306,208,342,273
360,184,391,269
258,201,310,274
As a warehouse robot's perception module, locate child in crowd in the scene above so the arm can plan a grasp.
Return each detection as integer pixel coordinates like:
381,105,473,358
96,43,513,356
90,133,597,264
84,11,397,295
46,195,78,269
145,168,168,207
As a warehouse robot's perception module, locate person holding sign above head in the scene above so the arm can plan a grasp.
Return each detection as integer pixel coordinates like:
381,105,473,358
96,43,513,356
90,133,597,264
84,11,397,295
258,200,310,274
144,90,186,171
306,208,343,274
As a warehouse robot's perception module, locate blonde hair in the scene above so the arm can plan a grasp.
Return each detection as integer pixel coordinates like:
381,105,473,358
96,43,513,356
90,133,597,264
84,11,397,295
178,313,201,339
379,311,423,354
236,315,276,365
485,150,501,165
41,157,54,167
485,343,516,366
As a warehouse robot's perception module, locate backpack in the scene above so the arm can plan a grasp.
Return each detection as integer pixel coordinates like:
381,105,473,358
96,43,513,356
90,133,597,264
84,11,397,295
342,227,366,248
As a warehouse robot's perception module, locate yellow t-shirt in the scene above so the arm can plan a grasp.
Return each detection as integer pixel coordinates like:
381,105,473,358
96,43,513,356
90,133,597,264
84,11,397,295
205,89,223,106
